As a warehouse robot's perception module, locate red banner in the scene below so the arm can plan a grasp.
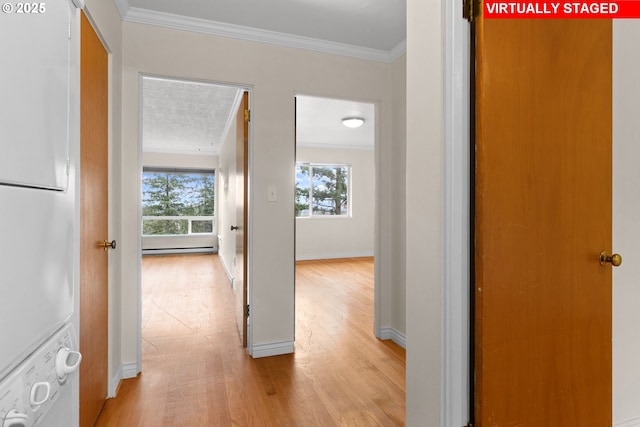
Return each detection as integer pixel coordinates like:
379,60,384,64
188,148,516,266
484,1,640,18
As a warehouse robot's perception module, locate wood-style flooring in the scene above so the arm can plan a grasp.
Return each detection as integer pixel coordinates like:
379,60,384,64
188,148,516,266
94,255,405,427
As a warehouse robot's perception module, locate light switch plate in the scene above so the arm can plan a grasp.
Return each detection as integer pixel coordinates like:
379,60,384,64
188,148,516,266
267,185,277,202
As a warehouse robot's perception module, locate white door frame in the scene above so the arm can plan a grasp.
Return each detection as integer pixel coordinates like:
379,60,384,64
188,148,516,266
293,93,382,340
443,1,471,426
135,75,254,366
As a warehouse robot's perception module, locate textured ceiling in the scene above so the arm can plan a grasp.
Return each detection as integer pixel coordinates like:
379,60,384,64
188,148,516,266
141,78,374,156
142,77,241,155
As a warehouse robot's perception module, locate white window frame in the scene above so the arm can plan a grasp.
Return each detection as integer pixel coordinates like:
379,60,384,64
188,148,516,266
141,167,216,236
295,162,352,218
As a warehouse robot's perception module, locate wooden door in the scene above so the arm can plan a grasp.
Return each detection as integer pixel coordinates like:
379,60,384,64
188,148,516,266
234,92,249,347
474,18,613,426
80,11,110,427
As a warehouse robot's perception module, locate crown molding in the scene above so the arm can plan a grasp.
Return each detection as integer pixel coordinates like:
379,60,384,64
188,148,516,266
388,39,407,62
119,4,406,63
114,0,129,18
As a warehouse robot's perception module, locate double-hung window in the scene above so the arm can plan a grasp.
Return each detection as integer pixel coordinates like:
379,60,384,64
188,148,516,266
142,167,215,235
295,163,350,217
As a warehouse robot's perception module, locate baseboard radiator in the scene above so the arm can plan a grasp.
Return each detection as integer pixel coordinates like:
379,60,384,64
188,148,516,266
142,246,218,256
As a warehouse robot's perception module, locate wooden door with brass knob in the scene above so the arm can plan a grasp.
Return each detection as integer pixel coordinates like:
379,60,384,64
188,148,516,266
474,17,615,426
80,11,109,427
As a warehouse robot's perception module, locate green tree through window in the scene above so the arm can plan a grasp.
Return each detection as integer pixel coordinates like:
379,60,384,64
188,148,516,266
142,168,215,235
295,163,350,217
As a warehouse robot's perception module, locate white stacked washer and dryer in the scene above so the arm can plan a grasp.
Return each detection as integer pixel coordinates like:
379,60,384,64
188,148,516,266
0,0,84,425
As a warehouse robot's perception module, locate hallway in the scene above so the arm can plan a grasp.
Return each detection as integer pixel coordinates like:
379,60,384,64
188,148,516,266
94,255,405,426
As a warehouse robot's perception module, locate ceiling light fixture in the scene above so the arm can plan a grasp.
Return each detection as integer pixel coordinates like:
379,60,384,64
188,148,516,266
342,117,365,128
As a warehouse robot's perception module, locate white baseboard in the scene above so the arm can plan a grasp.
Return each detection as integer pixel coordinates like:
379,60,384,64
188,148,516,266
379,327,406,349
295,251,374,261
218,252,234,284
250,340,294,358
108,362,139,398
616,417,640,427
121,362,139,379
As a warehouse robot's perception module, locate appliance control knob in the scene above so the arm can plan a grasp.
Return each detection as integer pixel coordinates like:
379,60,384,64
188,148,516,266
55,347,82,382
2,409,28,427
29,381,51,408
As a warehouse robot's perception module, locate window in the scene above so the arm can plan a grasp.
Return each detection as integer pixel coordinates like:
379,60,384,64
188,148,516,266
142,168,215,236
295,163,350,217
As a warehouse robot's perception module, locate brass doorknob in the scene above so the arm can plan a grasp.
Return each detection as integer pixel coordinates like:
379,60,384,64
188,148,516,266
99,240,116,251
600,251,622,267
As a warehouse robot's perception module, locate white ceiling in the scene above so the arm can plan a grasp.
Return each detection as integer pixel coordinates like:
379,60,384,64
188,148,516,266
296,95,374,150
115,0,406,62
135,1,390,156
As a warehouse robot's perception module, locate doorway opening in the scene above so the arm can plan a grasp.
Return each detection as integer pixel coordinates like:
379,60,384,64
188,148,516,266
294,94,378,337
138,75,251,372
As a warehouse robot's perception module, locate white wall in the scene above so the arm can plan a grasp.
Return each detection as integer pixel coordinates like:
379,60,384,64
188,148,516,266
405,0,444,425
295,146,375,260
118,21,400,362
390,54,407,340
613,21,640,427
217,106,239,282
141,151,218,251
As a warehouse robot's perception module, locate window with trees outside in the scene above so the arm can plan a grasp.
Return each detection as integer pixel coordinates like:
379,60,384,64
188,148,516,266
295,163,350,217
142,168,215,236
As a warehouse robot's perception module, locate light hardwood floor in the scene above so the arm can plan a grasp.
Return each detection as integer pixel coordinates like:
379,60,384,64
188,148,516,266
94,255,405,427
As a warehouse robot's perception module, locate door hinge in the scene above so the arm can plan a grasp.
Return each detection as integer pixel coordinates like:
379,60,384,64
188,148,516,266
246,304,250,317
463,0,480,22
244,109,250,123
463,423,474,427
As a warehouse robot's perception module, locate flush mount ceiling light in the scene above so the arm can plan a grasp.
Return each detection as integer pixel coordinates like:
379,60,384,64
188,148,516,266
342,117,365,128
